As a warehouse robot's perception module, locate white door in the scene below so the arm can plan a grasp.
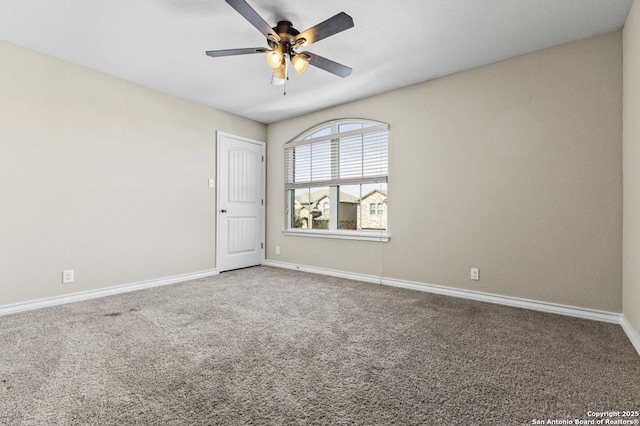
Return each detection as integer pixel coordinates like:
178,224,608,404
216,132,265,272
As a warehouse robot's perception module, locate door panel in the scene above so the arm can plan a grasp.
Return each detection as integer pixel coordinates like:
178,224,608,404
227,217,257,254
217,133,265,272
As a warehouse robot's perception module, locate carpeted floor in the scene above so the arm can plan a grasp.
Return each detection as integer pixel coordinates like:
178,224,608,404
0,266,638,425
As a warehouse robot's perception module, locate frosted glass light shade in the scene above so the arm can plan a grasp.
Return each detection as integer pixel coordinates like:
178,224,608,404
266,50,283,69
291,54,310,75
271,64,286,85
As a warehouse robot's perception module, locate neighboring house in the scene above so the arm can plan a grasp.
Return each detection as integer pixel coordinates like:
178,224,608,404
312,194,331,230
292,191,323,229
359,189,387,230
294,190,359,230
294,189,386,231
296,205,310,229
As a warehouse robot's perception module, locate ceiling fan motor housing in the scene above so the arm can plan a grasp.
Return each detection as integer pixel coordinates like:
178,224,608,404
268,21,305,57
273,21,299,42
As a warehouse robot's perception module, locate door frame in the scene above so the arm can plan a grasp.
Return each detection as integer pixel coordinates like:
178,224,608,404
215,131,266,272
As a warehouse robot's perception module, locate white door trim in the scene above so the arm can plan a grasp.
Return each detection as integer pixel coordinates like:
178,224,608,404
216,131,266,272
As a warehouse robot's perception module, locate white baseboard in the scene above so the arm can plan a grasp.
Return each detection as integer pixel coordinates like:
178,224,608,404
264,260,640,356
263,260,623,325
381,276,622,324
264,260,386,285
0,269,219,316
621,315,640,356
3,260,638,358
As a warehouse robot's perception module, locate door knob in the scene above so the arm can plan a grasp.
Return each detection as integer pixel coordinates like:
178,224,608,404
221,209,227,213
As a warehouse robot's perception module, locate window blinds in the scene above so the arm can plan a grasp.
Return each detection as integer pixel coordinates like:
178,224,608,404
284,123,389,190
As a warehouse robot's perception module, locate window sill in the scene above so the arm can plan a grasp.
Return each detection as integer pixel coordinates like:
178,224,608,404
282,230,390,242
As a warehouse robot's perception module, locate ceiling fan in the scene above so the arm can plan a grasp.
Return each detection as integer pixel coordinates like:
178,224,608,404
206,0,354,87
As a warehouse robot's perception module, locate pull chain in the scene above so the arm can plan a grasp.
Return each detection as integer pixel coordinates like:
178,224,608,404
283,54,289,96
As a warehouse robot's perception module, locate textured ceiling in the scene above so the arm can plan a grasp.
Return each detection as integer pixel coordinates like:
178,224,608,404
0,0,633,124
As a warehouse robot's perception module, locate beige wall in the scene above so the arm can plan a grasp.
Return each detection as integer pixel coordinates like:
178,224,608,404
266,32,623,312
623,2,640,335
0,41,266,305
0,31,626,314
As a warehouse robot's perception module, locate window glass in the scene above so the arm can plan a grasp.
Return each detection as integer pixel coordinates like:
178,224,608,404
291,188,310,229
360,183,387,231
339,122,363,133
337,183,387,231
311,126,331,139
338,185,361,230
291,187,330,230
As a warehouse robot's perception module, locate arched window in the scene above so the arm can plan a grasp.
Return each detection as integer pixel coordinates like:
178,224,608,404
284,119,389,240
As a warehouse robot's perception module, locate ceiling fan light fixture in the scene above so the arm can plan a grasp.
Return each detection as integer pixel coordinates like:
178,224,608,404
266,49,283,69
205,0,355,87
291,54,310,75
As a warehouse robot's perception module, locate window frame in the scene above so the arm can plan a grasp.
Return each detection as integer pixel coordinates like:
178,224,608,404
283,118,390,242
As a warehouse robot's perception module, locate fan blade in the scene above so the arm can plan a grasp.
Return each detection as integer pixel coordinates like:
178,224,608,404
304,52,352,78
206,47,268,58
225,0,280,42
294,12,354,48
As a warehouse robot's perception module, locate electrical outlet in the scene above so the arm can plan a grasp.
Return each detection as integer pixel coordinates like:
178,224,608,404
62,270,74,284
275,246,280,255
470,268,479,281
